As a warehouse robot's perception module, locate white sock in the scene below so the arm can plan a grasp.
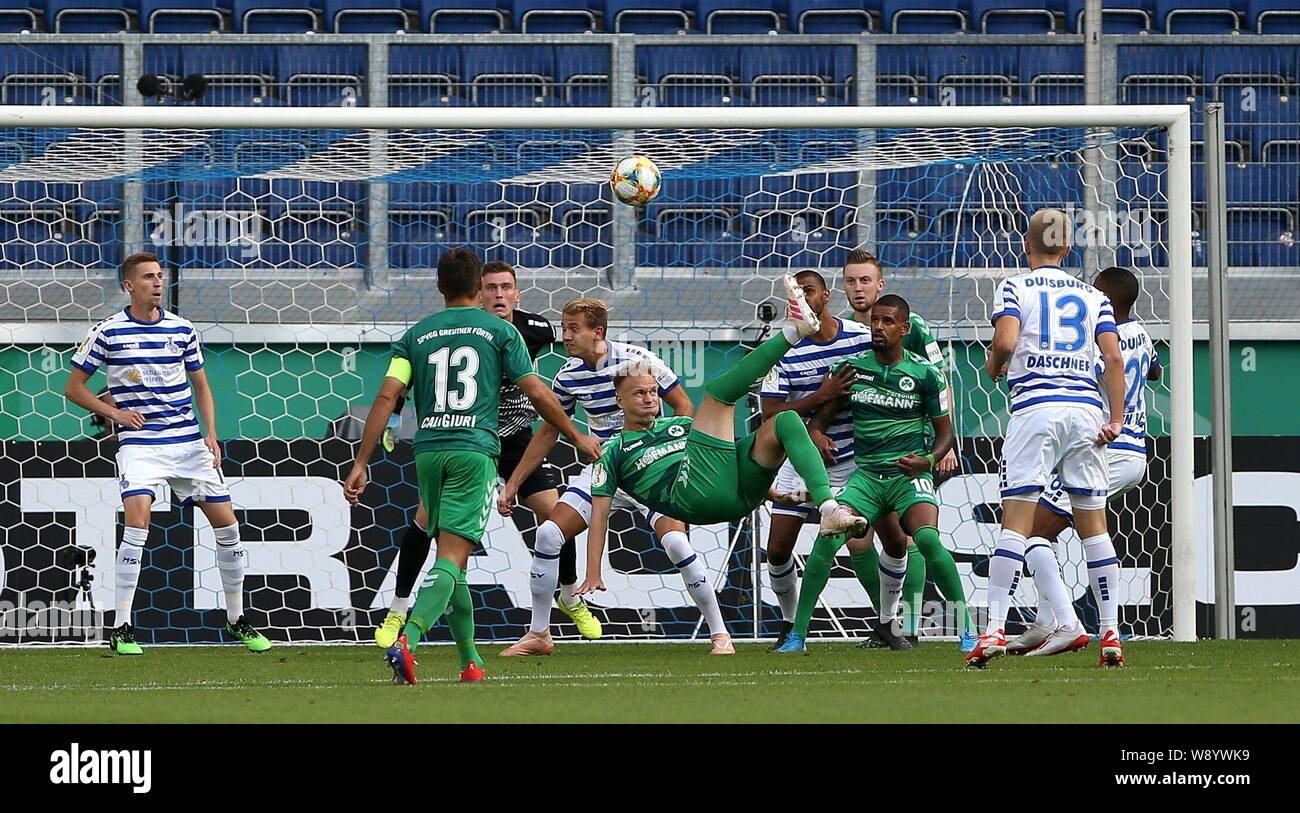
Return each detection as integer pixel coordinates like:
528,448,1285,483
1024,537,1079,629
1083,533,1121,636
388,594,412,615
559,582,579,608
529,520,564,634
664,530,725,636
986,529,1026,635
878,551,908,631
213,523,246,624
767,556,799,622
115,526,149,625
782,323,802,344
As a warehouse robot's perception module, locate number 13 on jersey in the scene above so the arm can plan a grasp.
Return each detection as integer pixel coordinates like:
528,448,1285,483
427,346,480,412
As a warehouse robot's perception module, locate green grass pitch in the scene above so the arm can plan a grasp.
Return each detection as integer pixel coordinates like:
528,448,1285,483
1,640,1296,723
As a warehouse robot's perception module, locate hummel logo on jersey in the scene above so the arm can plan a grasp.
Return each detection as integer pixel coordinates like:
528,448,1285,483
50,743,152,794
624,440,644,452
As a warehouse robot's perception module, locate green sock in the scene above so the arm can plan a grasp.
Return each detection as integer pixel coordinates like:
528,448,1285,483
705,333,792,405
447,579,483,670
849,546,881,612
772,410,833,506
911,526,974,636
402,558,460,654
902,541,926,636
793,532,847,637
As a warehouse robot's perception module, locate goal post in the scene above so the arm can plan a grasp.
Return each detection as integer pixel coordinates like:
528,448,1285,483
0,103,1196,645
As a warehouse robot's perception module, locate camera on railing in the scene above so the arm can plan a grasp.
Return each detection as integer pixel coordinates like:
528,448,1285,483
137,73,209,104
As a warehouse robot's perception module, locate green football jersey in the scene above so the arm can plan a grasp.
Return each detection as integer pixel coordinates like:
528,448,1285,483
832,349,948,476
903,313,945,371
590,416,693,518
391,306,535,458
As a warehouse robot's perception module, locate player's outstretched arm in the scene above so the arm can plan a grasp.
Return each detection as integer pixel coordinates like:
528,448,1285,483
518,375,602,462
663,384,695,417
985,315,1019,381
498,420,560,516
575,494,613,596
64,368,144,430
343,376,405,506
1097,331,1126,444
188,368,222,467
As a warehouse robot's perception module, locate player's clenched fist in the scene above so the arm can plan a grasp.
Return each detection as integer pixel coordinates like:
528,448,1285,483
112,408,146,430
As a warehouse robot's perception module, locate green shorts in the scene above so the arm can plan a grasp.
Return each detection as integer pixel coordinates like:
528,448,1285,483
415,450,497,545
839,469,939,526
669,429,780,525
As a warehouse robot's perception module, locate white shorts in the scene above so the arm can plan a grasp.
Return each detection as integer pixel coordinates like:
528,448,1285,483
1000,405,1109,508
1039,452,1147,521
769,457,855,521
558,461,668,528
117,440,230,506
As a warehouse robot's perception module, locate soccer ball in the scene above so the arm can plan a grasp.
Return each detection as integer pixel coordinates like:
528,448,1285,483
610,155,662,206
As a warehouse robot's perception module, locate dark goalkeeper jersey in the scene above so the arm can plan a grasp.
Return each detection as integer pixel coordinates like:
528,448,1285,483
497,308,556,439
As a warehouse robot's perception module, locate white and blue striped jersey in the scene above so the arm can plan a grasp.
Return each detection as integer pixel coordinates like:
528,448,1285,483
551,340,681,441
759,318,872,465
991,265,1118,415
1108,318,1161,457
70,307,204,447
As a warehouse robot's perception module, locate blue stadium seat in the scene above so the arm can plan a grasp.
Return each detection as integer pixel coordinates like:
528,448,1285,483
285,72,363,106
1225,162,1292,206
324,0,407,33
971,0,1057,34
883,0,966,33
555,45,610,105
421,0,504,32
389,44,462,104
47,0,132,33
1022,46,1084,104
1249,0,1300,32
876,74,927,106
640,45,740,107
192,74,274,106
1156,0,1240,33
0,2,38,32
605,0,691,33
1228,206,1296,266
1064,0,1152,33
462,45,555,106
233,1,320,33
0,72,86,105
512,0,597,33
139,0,225,33
741,46,853,106
697,0,781,34
787,0,873,33
1120,72,1200,106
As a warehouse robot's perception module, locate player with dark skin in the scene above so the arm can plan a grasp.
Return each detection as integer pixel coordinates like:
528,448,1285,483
810,300,956,561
